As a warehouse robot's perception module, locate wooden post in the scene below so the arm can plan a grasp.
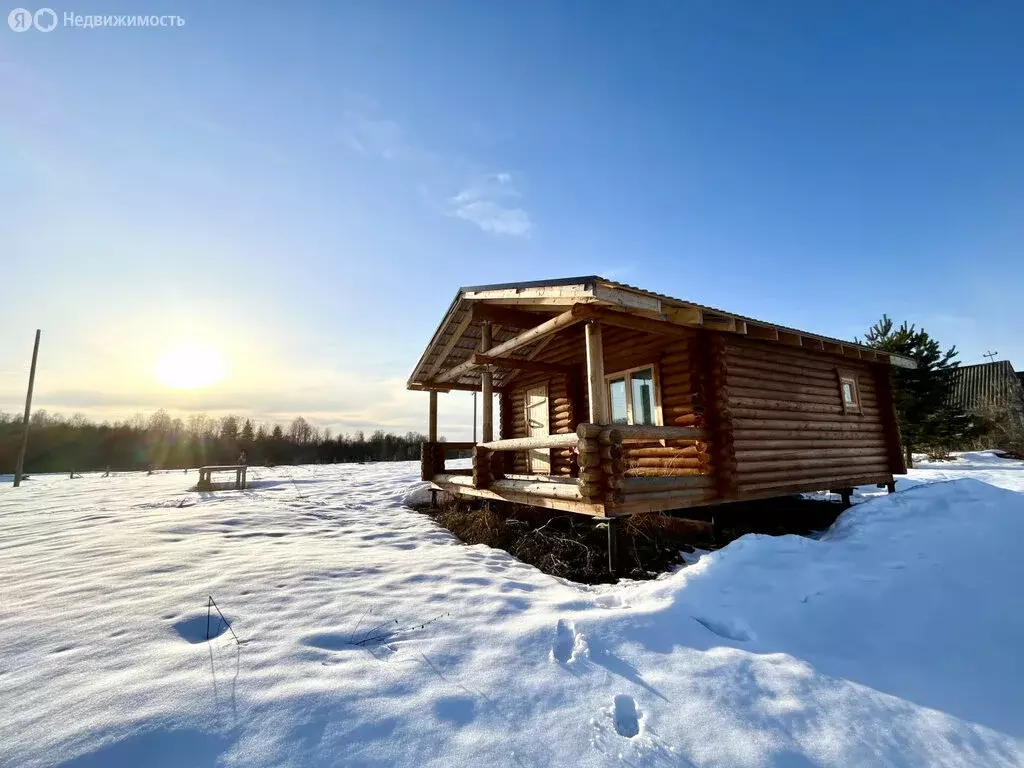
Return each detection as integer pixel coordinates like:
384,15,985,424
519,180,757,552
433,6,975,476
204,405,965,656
472,445,493,489
480,322,493,443
585,320,608,424
420,442,433,481
600,427,625,505
428,391,438,442
606,517,618,575
13,330,41,488
577,423,603,501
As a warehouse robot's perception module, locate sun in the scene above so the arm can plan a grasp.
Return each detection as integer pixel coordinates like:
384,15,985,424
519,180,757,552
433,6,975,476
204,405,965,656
154,342,227,389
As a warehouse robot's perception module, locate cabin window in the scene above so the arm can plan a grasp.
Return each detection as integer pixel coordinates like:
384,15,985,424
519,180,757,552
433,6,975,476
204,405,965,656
839,373,861,414
606,365,660,426
609,377,628,424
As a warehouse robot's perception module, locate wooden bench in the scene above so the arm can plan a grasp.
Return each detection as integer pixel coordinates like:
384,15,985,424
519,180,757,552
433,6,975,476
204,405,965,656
197,465,247,490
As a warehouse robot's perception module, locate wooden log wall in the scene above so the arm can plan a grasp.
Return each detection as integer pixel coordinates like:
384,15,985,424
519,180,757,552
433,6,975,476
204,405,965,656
722,335,893,495
873,365,908,474
502,321,901,504
696,331,736,497
506,323,714,482
603,328,710,479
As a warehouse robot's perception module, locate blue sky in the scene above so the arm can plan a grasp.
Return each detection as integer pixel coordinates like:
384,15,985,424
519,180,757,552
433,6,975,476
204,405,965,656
2,1,1022,439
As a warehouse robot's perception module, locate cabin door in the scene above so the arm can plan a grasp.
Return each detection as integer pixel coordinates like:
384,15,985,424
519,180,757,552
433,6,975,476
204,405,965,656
525,384,551,474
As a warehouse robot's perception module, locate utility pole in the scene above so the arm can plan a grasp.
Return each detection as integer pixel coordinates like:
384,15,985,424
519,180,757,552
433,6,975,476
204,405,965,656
14,330,41,488
983,350,999,363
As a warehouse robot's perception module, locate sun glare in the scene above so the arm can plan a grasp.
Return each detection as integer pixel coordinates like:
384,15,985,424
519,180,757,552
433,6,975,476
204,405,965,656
154,343,227,389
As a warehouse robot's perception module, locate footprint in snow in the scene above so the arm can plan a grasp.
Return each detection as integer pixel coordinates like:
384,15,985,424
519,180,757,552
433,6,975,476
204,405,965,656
553,619,575,663
552,619,587,663
613,694,640,738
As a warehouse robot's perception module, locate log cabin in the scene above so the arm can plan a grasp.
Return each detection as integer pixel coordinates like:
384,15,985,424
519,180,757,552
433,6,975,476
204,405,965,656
408,277,914,518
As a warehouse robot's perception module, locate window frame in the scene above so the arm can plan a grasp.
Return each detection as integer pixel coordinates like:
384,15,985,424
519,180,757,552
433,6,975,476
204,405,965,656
605,363,663,426
837,369,862,415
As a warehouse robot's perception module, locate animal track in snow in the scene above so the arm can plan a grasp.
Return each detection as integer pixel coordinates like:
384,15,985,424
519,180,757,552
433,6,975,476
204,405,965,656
613,694,640,738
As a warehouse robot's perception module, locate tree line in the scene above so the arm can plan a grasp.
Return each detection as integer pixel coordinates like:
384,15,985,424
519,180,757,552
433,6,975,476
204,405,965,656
2,315,1018,476
0,410,435,474
859,315,1021,464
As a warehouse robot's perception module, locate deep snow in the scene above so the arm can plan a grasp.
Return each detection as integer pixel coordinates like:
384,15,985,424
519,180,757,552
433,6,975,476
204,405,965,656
1,453,1023,767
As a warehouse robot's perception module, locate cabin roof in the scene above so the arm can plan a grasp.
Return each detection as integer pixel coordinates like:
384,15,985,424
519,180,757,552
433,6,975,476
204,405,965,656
408,276,916,390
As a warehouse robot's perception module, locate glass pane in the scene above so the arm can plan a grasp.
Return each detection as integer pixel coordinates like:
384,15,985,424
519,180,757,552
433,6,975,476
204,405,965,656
609,378,628,424
631,368,655,425
842,381,855,404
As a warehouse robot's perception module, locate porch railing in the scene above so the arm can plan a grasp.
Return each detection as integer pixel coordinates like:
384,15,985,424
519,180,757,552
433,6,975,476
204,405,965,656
423,423,712,507
576,424,709,504
420,441,475,481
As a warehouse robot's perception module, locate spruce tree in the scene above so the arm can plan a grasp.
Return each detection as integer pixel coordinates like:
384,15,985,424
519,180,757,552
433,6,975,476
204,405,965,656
859,315,977,467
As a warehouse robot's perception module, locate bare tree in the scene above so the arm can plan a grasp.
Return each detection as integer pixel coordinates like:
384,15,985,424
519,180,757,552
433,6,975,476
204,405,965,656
288,416,311,444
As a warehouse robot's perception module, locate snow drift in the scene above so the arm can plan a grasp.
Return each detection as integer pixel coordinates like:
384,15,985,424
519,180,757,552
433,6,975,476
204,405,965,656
0,455,1022,766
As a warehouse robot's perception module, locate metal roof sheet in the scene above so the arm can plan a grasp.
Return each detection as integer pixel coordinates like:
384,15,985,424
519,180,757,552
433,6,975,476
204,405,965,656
948,361,1024,411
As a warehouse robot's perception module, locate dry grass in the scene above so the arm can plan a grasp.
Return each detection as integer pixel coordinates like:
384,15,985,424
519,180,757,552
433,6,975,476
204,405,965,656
412,494,846,584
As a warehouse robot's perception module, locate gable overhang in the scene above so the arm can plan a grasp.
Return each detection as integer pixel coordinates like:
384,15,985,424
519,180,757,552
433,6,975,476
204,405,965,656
407,277,915,391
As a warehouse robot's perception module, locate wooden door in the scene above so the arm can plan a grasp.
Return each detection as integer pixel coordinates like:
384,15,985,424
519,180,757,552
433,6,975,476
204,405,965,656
525,384,550,474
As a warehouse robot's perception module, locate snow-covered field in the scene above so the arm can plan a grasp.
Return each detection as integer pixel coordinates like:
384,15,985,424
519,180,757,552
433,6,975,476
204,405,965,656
1,453,1023,767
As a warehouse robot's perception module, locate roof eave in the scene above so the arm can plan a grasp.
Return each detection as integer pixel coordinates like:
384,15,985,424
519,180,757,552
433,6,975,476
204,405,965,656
408,276,917,388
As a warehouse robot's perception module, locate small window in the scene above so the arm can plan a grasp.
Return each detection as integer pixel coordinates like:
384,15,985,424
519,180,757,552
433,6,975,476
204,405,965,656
631,368,656,425
609,377,628,424
838,372,860,414
605,365,660,425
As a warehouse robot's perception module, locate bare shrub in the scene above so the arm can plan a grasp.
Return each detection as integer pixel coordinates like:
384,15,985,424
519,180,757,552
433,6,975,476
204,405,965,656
969,397,1024,459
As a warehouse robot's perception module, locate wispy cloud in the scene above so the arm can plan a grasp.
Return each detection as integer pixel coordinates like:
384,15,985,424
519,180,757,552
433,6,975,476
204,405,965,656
340,102,533,237
341,111,407,160
447,173,534,237
450,199,533,237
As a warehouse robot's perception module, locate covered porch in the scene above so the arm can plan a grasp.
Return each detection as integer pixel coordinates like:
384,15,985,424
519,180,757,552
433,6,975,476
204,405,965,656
420,424,715,518
412,294,725,518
